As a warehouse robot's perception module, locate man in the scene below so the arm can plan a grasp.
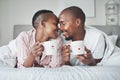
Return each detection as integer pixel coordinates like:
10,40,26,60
59,6,105,66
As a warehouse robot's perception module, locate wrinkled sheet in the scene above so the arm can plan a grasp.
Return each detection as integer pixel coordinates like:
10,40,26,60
0,65,120,80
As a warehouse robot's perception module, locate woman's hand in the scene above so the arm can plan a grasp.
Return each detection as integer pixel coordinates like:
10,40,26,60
23,42,44,67
31,41,44,57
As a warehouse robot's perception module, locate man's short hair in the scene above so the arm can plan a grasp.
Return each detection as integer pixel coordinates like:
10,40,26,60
61,6,86,26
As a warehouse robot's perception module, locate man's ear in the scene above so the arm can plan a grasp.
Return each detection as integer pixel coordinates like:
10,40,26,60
76,18,81,27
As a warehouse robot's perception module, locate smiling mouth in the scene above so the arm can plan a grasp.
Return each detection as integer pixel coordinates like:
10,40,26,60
62,32,72,40
62,31,68,36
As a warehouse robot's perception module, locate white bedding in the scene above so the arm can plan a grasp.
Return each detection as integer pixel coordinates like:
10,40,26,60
0,26,120,80
0,40,17,67
0,65,120,80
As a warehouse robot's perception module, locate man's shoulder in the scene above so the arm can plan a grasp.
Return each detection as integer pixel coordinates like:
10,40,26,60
85,26,103,36
85,26,104,42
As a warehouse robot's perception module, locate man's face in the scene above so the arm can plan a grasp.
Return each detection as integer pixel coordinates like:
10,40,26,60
44,16,58,39
59,13,77,40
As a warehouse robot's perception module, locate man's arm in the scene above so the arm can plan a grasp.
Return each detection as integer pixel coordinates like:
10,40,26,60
88,58,102,66
76,47,102,66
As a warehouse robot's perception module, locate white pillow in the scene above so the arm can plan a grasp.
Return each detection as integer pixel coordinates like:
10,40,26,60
108,35,118,46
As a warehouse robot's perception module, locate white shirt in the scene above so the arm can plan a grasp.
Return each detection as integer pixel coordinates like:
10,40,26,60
62,26,105,66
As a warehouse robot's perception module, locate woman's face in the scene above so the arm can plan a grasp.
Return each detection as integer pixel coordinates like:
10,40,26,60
44,15,58,39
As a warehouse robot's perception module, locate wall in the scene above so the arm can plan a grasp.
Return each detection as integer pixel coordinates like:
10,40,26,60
0,0,59,46
0,0,120,46
86,0,120,25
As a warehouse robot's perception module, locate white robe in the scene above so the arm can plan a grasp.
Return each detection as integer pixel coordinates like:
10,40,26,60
61,26,114,66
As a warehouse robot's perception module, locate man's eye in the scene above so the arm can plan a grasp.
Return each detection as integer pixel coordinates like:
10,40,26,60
62,23,65,25
61,23,65,26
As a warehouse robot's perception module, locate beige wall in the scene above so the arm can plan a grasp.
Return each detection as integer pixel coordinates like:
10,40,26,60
0,0,120,46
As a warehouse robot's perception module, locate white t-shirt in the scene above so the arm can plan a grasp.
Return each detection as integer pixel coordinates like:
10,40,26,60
62,27,105,66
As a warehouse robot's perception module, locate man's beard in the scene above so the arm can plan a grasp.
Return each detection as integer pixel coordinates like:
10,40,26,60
65,36,72,41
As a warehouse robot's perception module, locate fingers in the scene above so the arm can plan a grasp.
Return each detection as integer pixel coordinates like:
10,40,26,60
75,47,94,65
83,47,91,58
76,55,85,61
76,55,90,64
62,45,70,57
62,45,70,49
85,47,91,53
84,53,91,58
33,42,43,51
62,45,70,54
61,45,71,63
76,52,92,60
31,42,44,57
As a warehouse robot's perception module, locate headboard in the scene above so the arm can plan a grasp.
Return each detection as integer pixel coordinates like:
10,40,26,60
91,25,120,47
13,25,120,47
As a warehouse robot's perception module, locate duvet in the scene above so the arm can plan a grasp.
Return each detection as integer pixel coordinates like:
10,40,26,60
0,65,120,80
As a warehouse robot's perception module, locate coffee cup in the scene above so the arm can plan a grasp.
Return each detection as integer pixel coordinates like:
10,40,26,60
43,39,58,55
70,41,85,55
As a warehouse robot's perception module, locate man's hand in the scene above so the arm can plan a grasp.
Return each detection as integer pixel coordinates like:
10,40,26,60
75,47,96,66
61,45,71,65
31,41,44,57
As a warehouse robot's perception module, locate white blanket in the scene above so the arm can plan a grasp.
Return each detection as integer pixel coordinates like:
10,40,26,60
102,46,120,66
0,40,17,67
86,26,120,66
0,66,120,80
0,26,120,80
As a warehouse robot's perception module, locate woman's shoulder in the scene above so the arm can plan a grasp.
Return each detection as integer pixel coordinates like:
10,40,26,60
17,29,35,38
15,29,35,43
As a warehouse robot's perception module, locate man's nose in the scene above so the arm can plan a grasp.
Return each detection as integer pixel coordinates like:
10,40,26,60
59,25,64,31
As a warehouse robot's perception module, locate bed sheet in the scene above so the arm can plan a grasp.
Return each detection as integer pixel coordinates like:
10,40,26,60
0,65,120,80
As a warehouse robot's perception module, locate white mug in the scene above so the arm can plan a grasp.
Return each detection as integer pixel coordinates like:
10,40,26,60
70,41,85,55
43,39,58,55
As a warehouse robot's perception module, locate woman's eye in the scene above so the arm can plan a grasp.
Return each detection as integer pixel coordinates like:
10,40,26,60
53,23,57,26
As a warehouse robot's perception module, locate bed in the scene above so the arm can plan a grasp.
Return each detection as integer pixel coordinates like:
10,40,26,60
13,25,120,47
0,25,120,80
